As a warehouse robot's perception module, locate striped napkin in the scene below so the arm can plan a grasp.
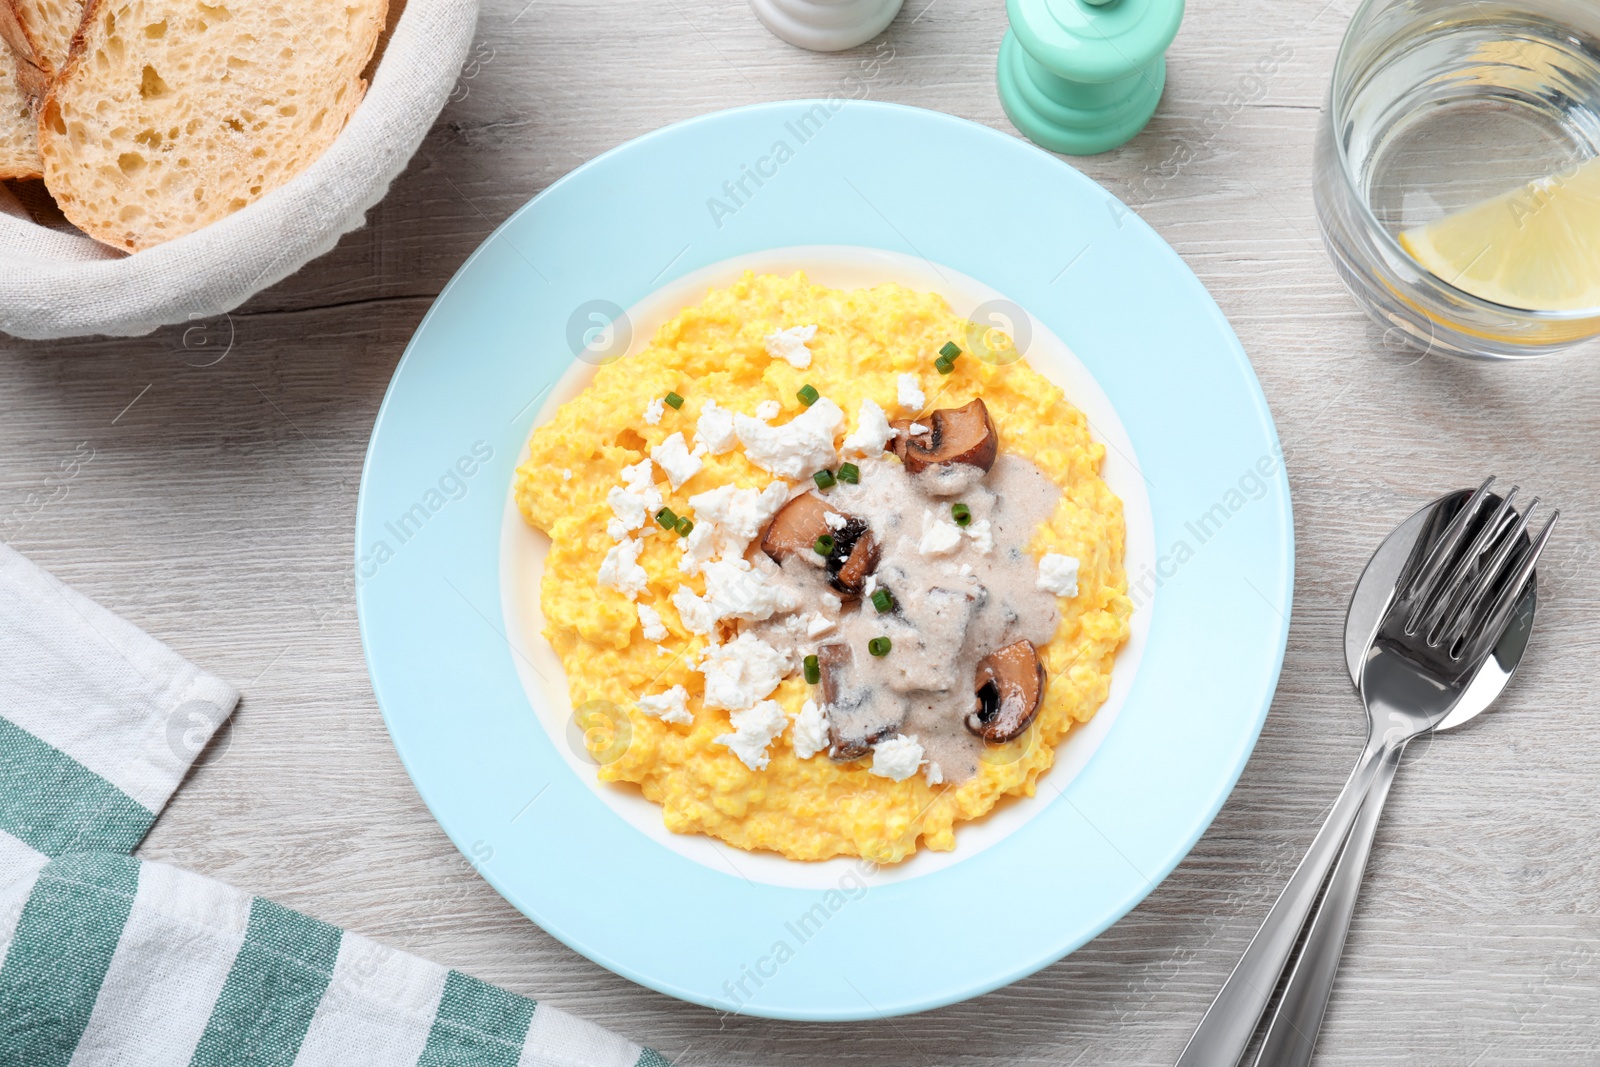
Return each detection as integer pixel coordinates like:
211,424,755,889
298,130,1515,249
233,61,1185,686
0,543,668,1067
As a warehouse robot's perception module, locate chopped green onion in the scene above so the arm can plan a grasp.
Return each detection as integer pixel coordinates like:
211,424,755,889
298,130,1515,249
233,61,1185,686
951,502,972,527
813,469,836,490
663,391,684,410
935,355,955,375
803,655,820,684
868,636,892,657
871,588,893,614
655,507,678,530
939,341,962,360
813,534,835,556
797,383,820,406
837,462,860,484
675,516,694,537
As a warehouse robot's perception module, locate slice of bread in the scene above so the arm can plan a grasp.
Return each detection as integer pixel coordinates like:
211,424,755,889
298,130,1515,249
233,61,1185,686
1,0,85,180
2,0,87,99
39,0,389,251
0,41,41,179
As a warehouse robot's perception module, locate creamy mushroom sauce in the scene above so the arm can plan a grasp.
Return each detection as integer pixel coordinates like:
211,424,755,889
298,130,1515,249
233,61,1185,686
748,453,1061,783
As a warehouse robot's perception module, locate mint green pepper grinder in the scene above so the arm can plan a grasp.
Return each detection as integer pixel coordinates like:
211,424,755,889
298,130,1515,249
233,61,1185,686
998,0,1184,156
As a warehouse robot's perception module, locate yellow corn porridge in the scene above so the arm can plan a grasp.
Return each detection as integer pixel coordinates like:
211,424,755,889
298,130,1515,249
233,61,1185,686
514,271,1130,864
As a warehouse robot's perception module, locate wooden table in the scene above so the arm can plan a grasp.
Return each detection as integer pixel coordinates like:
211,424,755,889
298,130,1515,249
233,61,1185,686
4,1,1599,1062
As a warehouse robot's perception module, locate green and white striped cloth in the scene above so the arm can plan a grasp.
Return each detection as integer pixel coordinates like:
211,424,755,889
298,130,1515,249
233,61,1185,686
0,543,669,1067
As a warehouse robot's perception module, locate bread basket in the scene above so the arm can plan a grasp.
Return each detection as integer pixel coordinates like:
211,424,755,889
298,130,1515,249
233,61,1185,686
0,0,478,340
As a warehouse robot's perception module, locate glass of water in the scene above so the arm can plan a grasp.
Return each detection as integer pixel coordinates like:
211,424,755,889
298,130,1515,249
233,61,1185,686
1315,0,1600,359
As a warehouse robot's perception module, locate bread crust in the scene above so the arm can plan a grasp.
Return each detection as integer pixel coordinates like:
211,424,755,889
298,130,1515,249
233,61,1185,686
0,151,42,179
2,0,92,180
0,2,40,178
34,0,94,99
39,0,391,251
0,0,62,103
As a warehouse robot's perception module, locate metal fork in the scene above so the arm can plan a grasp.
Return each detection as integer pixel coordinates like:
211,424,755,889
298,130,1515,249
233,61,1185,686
1176,478,1557,1067
1248,482,1556,1067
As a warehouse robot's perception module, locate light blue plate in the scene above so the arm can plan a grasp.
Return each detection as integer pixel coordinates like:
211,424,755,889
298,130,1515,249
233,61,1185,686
356,101,1293,1021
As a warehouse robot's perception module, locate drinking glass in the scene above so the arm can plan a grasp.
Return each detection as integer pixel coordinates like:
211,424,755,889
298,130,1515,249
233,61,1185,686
1315,0,1600,359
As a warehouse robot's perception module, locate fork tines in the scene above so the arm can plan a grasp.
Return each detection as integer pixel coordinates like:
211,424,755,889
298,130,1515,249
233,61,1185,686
1400,476,1558,661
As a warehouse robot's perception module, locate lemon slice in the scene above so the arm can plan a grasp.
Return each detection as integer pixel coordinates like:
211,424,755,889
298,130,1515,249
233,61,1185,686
1398,156,1600,312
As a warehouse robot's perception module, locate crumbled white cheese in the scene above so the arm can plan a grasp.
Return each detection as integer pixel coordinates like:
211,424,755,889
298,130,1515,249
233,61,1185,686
822,511,847,531
675,524,720,579
820,592,842,613
696,557,801,624
772,612,811,642
924,761,944,785
636,603,668,642
792,699,829,760
959,563,973,576
598,537,648,599
965,518,994,555
764,324,817,369
677,521,719,577
862,573,878,599
688,481,789,559
694,399,737,454
621,457,655,493
637,684,691,724
897,373,925,412
670,584,718,635
756,400,781,421
805,612,835,637
561,468,573,481
841,398,899,456
605,459,663,541
714,699,790,770
699,632,791,712
650,432,703,490
908,422,929,436
679,480,790,577
1037,552,1081,597
734,397,843,479
870,734,925,781
607,488,652,540
919,508,964,557
643,397,665,425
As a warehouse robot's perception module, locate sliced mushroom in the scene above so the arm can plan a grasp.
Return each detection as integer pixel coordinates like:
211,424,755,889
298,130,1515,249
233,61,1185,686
816,643,898,760
964,639,1045,744
817,644,859,758
890,397,998,475
829,721,898,762
759,494,878,598
759,493,835,563
830,518,879,597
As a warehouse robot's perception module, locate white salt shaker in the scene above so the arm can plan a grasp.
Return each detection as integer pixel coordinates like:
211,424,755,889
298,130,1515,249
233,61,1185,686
749,0,904,51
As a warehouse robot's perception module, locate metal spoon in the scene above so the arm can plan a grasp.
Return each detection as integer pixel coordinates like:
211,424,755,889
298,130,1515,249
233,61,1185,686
1253,489,1539,1067
1176,485,1544,1067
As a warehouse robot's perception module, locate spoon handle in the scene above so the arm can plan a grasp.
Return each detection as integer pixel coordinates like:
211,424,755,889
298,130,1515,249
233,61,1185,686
1173,736,1387,1067
1252,740,1405,1067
